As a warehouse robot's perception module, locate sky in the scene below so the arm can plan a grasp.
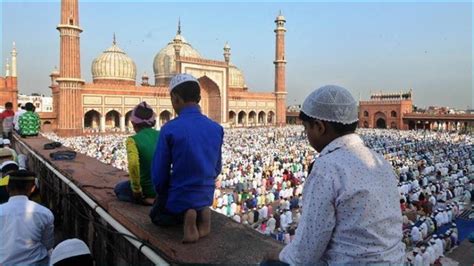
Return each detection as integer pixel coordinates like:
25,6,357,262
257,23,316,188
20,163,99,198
1,0,473,109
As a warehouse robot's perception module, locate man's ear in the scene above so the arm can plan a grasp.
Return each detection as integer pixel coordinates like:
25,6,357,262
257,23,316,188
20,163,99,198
170,92,181,104
314,120,326,135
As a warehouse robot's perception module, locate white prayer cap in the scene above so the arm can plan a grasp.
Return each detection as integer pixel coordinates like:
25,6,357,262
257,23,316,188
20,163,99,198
50,238,91,265
168,73,199,92
2,139,10,145
301,85,358,125
413,247,420,253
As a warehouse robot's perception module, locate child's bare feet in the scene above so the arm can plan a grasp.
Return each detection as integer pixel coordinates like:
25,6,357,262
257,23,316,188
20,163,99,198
197,207,211,238
182,209,199,244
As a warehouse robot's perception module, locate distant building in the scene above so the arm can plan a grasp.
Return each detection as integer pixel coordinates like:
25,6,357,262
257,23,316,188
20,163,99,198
18,94,53,112
358,90,413,129
286,104,301,125
359,90,474,131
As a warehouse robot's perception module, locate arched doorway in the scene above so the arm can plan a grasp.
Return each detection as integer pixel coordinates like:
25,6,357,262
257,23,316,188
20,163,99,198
258,111,266,125
160,110,171,126
199,76,221,123
238,111,247,126
267,111,275,125
84,110,101,129
125,110,133,132
374,112,387,129
43,121,52,132
376,118,387,129
248,111,257,126
105,110,120,129
408,121,416,130
229,111,236,125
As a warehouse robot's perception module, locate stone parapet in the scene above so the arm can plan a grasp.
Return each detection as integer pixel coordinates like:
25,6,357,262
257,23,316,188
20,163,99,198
13,135,283,264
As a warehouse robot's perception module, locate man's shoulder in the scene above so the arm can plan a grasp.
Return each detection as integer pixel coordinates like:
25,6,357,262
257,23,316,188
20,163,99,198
28,200,54,217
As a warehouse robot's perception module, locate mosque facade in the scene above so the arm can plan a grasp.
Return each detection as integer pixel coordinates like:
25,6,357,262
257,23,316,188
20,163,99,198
46,0,287,136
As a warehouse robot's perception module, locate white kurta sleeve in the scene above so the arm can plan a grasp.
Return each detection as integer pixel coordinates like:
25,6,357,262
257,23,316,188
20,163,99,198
279,167,336,264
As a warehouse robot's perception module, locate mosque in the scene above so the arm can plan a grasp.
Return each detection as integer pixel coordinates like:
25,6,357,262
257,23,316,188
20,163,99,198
43,0,287,136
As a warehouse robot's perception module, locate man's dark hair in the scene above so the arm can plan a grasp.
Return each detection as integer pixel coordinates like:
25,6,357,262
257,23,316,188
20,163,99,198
299,111,358,134
133,105,156,128
1,163,19,177
7,179,34,192
25,102,35,112
171,81,201,103
5,102,12,109
54,254,94,266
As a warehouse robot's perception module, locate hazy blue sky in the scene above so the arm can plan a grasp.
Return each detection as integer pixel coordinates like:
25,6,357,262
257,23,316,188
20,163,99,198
1,0,472,109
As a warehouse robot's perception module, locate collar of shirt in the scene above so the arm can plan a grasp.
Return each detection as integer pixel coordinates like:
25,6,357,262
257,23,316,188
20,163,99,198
8,195,28,202
179,105,201,116
319,133,364,157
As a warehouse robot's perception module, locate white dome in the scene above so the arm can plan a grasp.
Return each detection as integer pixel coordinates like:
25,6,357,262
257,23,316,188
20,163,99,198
229,65,246,88
91,42,136,82
153,34,201,86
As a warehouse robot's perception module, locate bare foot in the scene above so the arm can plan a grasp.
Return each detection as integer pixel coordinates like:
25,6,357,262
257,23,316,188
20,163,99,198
197,207,211,238
143,198,154,206
182,209,199,244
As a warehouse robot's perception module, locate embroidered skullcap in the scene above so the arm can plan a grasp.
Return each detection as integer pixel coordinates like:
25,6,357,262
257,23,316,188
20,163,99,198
301,85,358,124
169,73,199,92
3,139,10,145
130,101,156,126
50,238,91,265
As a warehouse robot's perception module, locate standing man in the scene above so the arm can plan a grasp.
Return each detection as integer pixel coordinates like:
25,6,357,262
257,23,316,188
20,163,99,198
0,102,15,139
150,73,224,243
13,103,26,133
0,170,54,265
271,85,404,264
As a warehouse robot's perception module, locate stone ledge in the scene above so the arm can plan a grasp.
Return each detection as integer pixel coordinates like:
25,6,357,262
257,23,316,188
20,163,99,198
13,135,283,264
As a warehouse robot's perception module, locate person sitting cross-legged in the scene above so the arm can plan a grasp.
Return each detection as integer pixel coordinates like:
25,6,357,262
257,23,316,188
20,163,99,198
114,101,159,205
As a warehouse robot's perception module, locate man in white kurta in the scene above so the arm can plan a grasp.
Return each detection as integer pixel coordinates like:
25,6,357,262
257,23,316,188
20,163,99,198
279,133,405,264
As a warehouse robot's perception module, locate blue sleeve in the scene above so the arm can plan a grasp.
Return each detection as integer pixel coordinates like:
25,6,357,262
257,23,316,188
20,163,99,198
152,128,171,194
215,127,224,178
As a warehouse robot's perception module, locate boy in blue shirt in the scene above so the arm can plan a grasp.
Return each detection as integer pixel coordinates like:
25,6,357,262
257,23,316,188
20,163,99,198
150,73,224,243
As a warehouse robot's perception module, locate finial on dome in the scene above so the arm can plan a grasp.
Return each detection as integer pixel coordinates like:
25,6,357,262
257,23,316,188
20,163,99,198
177,18,181,35
113,33,116,45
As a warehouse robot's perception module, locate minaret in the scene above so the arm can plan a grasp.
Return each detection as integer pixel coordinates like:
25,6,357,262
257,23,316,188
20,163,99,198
56,0,84,136
11,42,17,77
3,43,18,110
274,11,287,127
223,42,231,64
5,59,10,77
173,19,183,74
